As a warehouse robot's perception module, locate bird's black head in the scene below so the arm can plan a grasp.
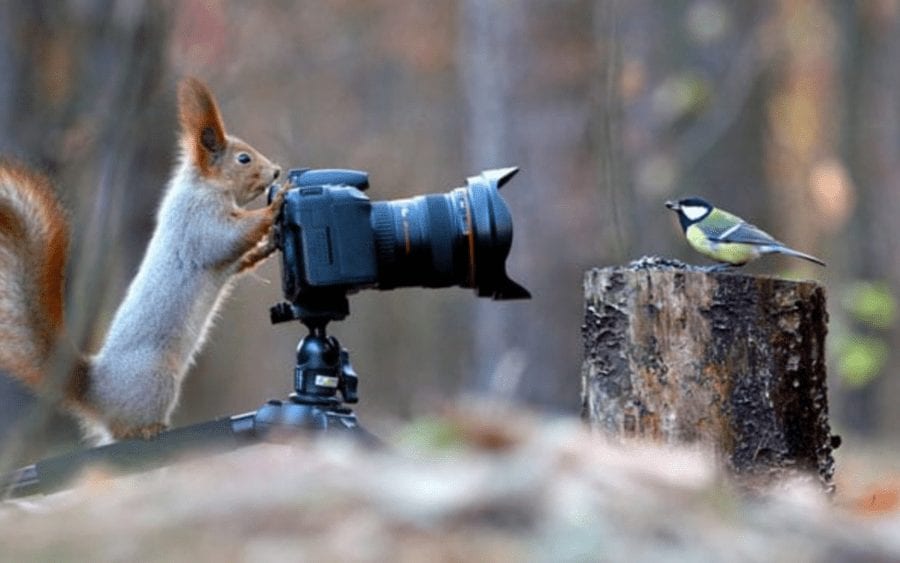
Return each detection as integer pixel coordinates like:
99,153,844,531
665,196,713,231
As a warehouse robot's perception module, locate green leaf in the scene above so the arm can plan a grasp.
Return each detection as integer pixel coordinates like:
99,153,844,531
841,281,896,330
839,336,888,387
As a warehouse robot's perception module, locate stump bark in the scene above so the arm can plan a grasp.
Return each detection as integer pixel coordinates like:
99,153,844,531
580,258,837,490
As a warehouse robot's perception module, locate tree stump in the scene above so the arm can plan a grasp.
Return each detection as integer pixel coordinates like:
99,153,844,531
581,257,837,491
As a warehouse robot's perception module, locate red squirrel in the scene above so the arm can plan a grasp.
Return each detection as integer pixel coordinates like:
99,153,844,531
0,77,284,440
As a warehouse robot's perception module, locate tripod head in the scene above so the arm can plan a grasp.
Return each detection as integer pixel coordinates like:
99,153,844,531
269,287,358,407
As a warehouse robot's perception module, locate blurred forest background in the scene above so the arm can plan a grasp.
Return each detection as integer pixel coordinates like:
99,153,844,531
0,0,898,444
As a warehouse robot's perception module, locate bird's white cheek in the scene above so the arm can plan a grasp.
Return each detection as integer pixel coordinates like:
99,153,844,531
681,205,708,221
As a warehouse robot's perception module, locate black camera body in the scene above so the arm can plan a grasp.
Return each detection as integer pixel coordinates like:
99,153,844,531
270,167,529,323
277,169,376,291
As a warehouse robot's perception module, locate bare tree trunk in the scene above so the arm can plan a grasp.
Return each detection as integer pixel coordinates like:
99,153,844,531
460,0,605,408
581,262,837,491
459,0,525,397
839,2,900,436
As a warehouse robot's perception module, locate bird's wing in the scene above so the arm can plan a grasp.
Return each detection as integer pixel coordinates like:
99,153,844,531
704,209,780,246
714,222,780,246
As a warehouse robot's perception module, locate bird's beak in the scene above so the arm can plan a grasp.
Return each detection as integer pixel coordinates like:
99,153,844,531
665,200,679,210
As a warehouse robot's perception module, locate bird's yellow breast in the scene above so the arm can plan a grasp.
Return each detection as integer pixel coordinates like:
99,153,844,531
685,224,760,265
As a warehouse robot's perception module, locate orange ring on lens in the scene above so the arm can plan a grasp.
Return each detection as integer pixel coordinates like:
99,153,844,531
461,194,476,286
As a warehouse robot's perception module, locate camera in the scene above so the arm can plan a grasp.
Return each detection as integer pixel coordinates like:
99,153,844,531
268,167,530,322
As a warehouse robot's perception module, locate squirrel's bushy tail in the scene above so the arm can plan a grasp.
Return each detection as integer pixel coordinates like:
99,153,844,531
0,158,69,387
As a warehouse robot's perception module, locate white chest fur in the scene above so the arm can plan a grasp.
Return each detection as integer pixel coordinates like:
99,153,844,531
88,167,239,426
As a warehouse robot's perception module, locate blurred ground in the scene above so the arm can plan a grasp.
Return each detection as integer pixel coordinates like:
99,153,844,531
834,437,900,518
2,408,899,562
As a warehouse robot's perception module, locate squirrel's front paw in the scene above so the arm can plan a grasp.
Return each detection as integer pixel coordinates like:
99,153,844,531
270,179,290,207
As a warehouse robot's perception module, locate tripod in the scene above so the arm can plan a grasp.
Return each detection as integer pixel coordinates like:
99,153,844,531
2,301,373,499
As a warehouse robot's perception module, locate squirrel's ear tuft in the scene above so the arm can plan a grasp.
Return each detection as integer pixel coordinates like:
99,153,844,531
178,77,227,175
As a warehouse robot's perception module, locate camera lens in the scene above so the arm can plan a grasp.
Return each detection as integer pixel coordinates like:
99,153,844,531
370,168,530,300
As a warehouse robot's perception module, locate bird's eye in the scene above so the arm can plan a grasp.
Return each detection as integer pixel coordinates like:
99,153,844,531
237,153,252,165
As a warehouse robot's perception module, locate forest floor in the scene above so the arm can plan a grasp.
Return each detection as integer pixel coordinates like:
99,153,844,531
1,406,899,562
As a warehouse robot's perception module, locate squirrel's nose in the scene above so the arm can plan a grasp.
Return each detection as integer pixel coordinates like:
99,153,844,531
273,168,281,180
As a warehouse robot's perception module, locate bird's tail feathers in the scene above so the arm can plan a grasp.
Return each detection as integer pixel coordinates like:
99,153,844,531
763,245,826,267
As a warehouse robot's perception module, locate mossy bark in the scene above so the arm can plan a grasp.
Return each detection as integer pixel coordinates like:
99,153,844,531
581,260,837,491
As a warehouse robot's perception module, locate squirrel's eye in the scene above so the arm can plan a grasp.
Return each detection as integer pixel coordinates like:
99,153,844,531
237,153,252,165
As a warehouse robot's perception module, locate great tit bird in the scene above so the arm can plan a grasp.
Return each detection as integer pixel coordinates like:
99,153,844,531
665,197,825,268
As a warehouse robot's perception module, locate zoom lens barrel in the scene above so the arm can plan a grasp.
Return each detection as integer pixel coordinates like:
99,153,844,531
371,192,468,289
370,168,530,300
